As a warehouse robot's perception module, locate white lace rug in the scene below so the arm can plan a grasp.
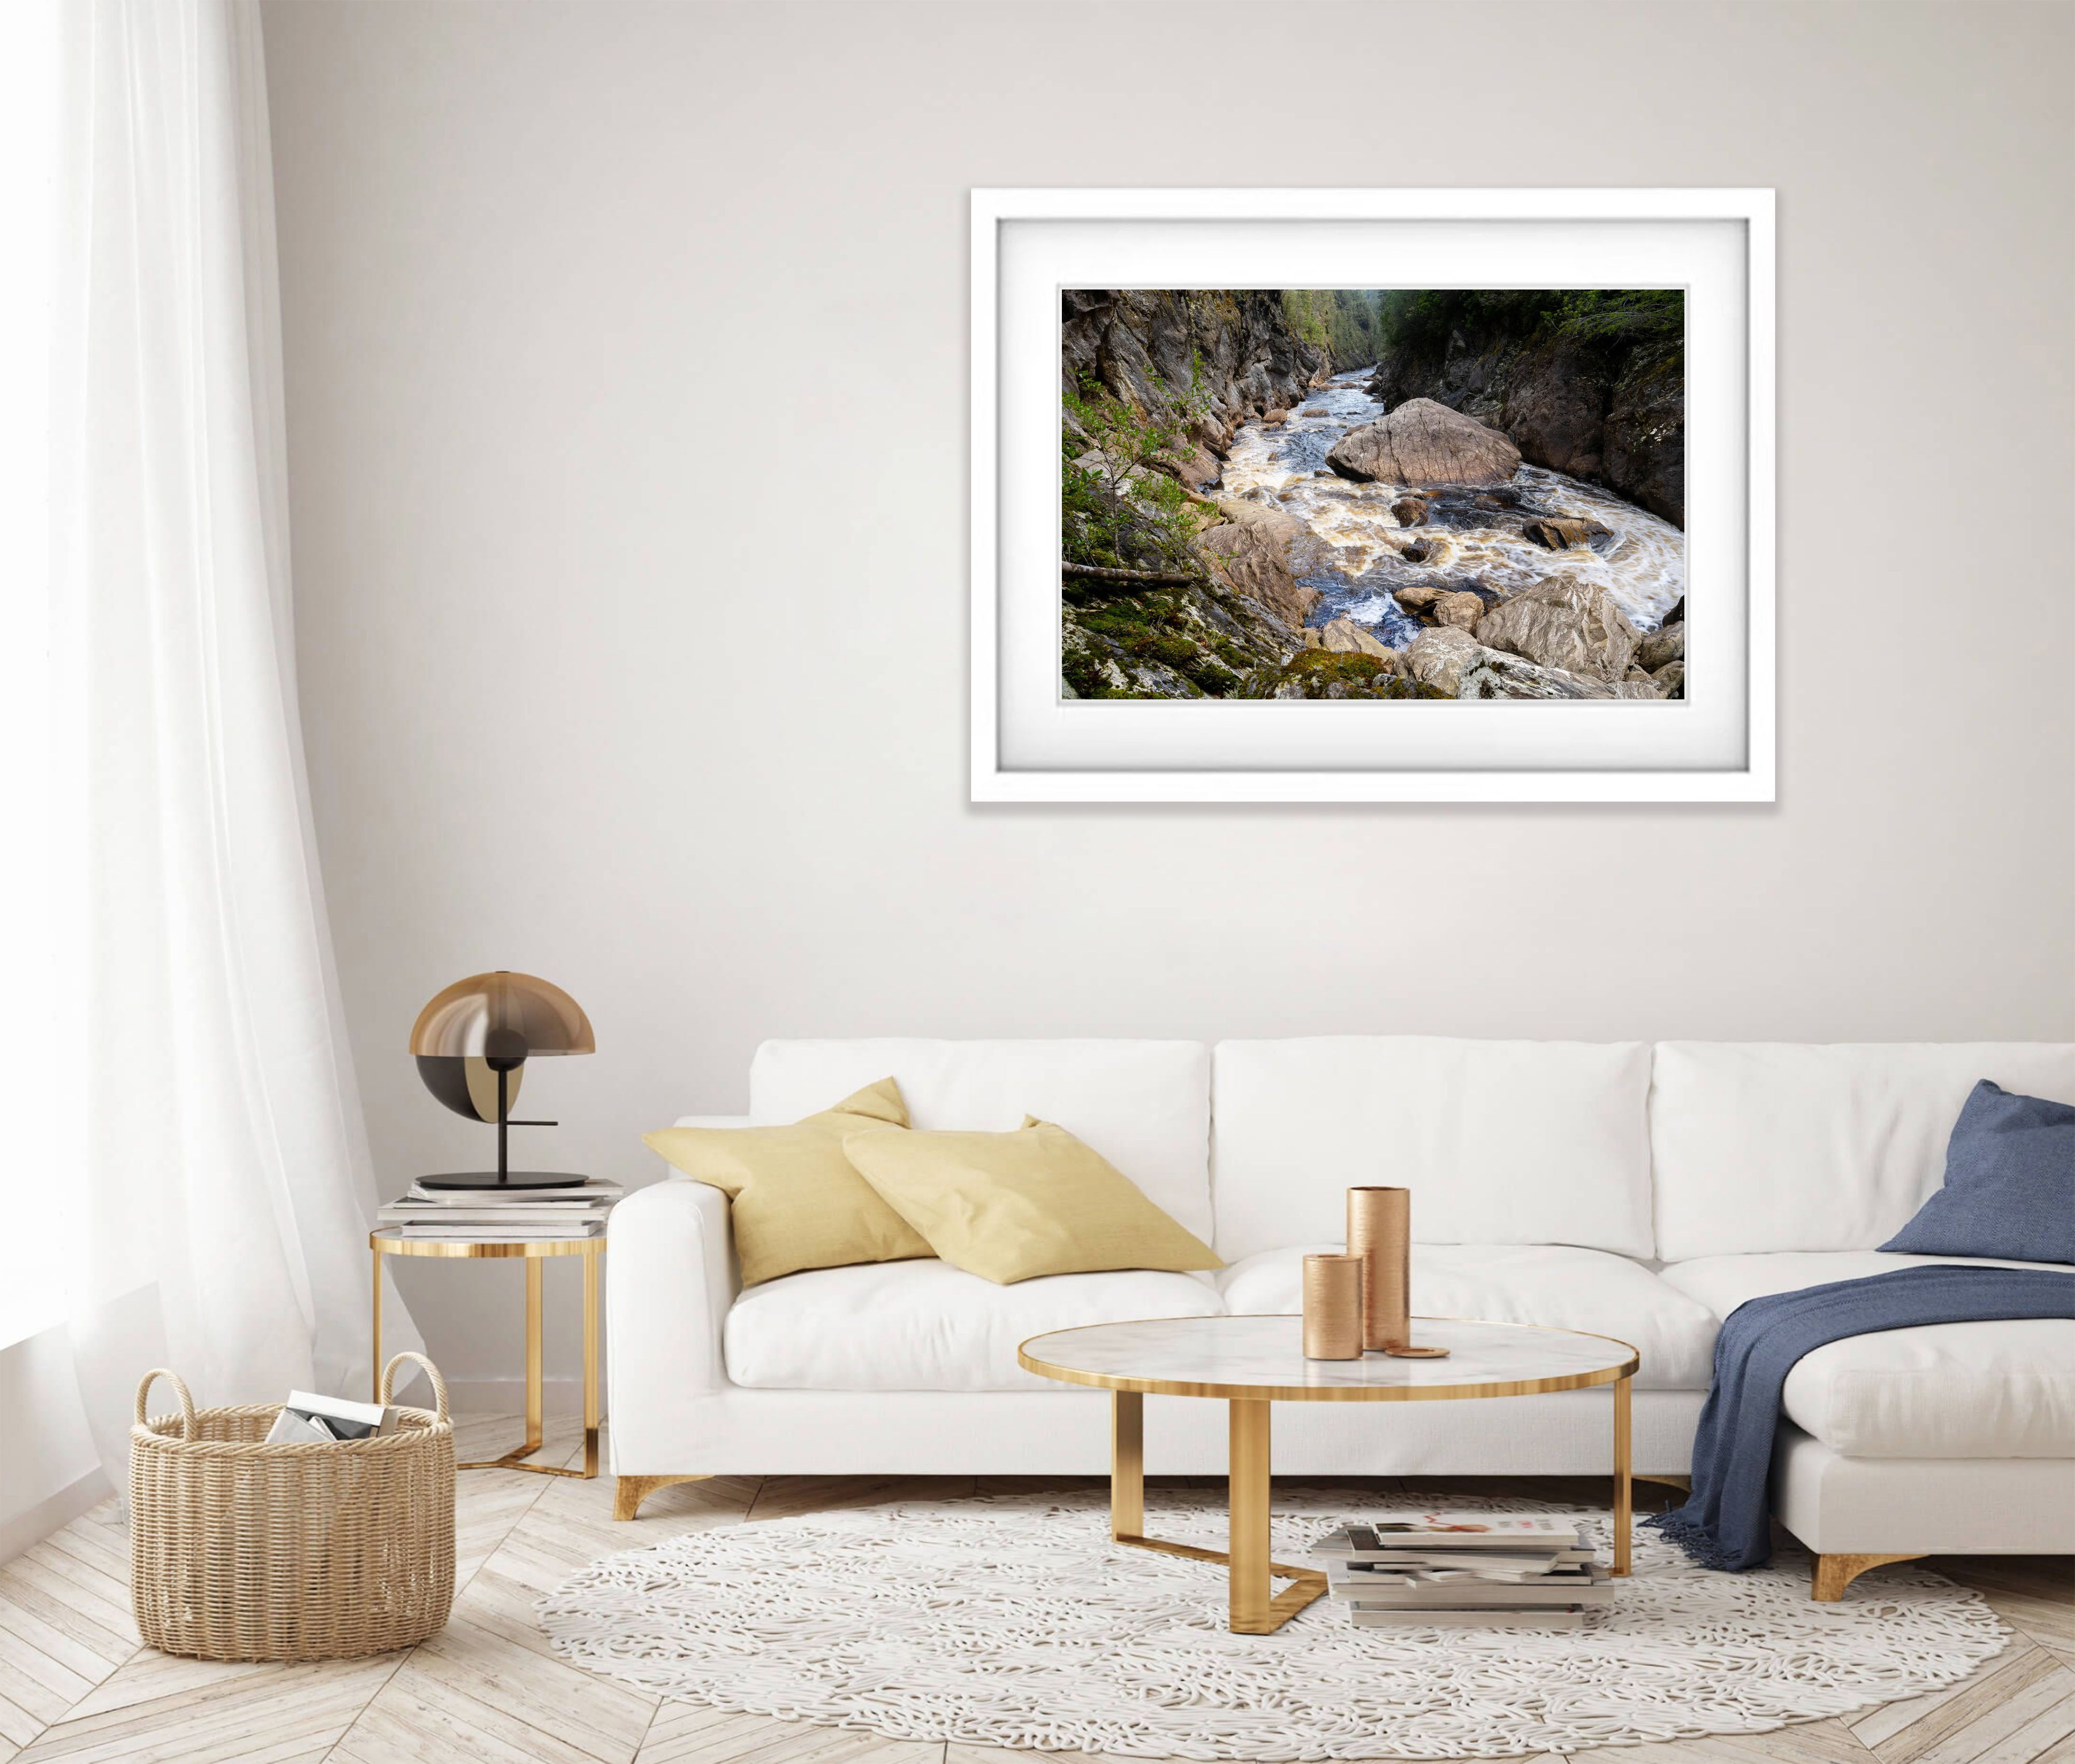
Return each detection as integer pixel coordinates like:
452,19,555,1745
538,1490,2009,1759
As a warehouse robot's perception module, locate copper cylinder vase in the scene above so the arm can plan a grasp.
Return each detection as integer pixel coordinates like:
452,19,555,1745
1346,1186,1411,1353
1301,1254,1363,1360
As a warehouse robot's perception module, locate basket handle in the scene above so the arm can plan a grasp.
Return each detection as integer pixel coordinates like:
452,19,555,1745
134,1368,197,1441
378,1350,448,1421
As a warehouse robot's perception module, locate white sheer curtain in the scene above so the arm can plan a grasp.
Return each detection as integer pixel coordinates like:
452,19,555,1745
10,0,417,1483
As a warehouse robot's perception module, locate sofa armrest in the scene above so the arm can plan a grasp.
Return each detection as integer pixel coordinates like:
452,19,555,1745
608,1176,737,1413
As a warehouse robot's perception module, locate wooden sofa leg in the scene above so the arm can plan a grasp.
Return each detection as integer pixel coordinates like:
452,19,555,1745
1812,1552,1924,1600
615,1473,711,1521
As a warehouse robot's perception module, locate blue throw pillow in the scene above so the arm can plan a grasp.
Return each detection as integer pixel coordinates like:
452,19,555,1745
1880,1080,2075,1263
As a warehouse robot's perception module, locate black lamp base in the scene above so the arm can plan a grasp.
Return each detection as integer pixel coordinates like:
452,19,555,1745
416,1170,594,1192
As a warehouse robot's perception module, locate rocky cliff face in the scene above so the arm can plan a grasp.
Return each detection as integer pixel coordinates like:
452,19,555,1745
1368,326,1683,528
1062,290,1331,444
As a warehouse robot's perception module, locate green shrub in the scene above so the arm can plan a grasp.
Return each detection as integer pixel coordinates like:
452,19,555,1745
1374,289,1683,363
1061,356,1215,576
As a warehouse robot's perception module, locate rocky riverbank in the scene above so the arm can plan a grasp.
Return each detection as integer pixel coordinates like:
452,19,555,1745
1060,290,1686,704
1365,293,1684,527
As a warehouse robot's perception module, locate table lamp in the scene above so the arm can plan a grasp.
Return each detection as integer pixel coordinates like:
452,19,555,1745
410,970,595,1190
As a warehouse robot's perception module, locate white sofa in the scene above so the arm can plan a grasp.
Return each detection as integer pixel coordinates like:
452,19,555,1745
607,1037,2075,1594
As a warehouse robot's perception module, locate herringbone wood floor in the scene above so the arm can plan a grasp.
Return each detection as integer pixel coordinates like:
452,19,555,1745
1,1417,2068,1764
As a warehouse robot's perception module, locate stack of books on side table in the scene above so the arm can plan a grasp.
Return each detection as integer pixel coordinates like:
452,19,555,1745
377,1178,622,1241
1311,1517,1613,1629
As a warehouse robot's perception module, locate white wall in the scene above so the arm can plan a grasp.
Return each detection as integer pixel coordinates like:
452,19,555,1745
0,1331,106,1562
259,0,2074,1393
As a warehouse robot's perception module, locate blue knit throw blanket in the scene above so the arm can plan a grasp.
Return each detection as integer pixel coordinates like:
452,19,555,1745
1648,1264,2075,1571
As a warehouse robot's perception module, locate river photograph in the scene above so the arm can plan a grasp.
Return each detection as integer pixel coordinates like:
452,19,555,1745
1060,289,1687,702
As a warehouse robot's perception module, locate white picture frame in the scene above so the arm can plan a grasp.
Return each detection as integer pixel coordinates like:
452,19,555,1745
970,187,1775,804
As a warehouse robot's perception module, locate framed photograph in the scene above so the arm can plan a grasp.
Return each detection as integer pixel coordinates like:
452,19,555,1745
970,187,1774,803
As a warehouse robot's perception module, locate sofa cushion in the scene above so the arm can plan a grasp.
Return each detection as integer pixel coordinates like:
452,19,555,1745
724,1259,1224,1392
1650,1042,2075,1261
1880,1081,2075,1264
1661,1251,2075,1457
1216,1243,1717,1389
845,1120,1221,1284
1211,1038,1654,1261
643,1078,928,1286
750,1040,1213,1242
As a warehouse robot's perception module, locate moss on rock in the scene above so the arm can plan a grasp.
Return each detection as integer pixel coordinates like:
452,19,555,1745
1238,651,1453,700
1061,557,1304,702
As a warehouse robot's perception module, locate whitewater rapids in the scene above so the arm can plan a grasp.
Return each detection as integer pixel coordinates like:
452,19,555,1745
1218,373,1685,649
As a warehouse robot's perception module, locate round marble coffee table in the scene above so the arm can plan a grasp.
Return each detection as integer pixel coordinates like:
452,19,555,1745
1018,1314,1639,1635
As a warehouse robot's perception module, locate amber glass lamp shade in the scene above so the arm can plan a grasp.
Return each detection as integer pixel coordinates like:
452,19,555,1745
410,971,594,1066
410,971,594,1189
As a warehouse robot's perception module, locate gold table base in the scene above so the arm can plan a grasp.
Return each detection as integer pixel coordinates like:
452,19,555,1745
1111,1391,1326,1633
370,1230,603,1479
1106,1375,1632,1634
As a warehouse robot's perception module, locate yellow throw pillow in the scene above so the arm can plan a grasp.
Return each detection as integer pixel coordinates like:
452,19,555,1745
841,1117,1222,1285
643,1078,932,1286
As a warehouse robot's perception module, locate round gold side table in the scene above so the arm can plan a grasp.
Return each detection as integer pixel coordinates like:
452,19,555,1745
370,1229,602,1478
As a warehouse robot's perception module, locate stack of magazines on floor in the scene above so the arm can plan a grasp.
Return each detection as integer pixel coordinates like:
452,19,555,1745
1311,1515,1612,1629
377,1177,622,1241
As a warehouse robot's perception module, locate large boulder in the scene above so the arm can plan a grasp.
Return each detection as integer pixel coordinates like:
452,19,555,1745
1652,659,1686,698
1214,497,1291,526
1635,623,1685,673
1402,627,1485,696
1525,516,1612,551
1392,581,1443,612
1158,444,1223,492
1473,576,1641,681
1458,652,1620,700
1326,398,1521,487
1404,628,1637,700
1433,591,1485,630
1319,617,1397,660
1199,500,1318,628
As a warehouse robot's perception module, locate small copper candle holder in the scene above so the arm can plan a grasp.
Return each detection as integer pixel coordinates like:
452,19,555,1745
1346,1185,1449,1359
1302,1254,1363,1359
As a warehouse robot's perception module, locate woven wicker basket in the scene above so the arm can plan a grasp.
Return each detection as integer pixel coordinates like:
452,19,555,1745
130,1352,456,1661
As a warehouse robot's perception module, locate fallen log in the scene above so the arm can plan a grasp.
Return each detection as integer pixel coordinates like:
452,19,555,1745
1061,562,1200,587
